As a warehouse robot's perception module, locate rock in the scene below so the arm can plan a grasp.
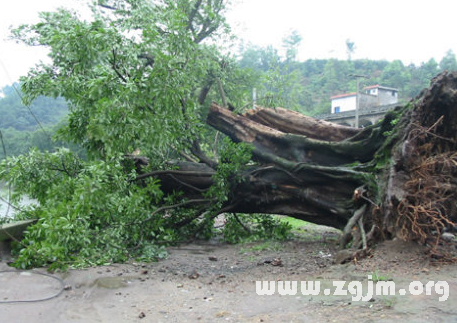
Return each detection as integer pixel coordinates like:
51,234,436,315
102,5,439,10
208,256,218,261
257,259,271,265
334,249,356,264
257,258,283,266
441,232,455,242
215,311,229,317
0,241,11,262
0,219,38,241
188,270,199,279
271,258,283,266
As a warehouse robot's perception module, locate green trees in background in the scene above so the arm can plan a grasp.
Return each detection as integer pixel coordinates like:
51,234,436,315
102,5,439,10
236,44,457,115
0,85,69,159
0,84,67,131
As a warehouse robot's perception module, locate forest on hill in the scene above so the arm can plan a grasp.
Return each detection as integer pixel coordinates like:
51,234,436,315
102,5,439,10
0,84,68,159
237,44,457,115
0,84,68,131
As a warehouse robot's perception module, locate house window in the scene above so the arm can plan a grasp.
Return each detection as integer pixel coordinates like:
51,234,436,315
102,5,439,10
391,91,396,96
334,106,340,113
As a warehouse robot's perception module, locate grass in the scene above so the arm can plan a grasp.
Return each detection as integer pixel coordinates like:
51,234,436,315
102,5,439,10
239,240,284,254
276,216,341,242
380,297,396,309
246,255,258,262
371,270,393,282
276,216,316,230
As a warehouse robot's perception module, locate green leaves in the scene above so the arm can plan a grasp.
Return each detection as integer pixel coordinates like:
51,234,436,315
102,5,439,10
13,1,221,160
2,0,293,269
0,149,170,269
204,137,252,206
221,213,292,244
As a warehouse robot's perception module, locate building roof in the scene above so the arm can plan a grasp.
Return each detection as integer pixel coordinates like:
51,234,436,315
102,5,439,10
330,92,356,100
364,84,398,91
331,85,399,101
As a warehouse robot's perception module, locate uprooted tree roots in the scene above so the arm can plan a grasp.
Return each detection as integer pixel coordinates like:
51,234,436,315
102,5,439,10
395,123,457,258
380,72,457,261
136,71,457,261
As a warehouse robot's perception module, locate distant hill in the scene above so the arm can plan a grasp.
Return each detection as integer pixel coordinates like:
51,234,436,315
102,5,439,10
237,46,457,116
0,84,71,159
0,84,68,131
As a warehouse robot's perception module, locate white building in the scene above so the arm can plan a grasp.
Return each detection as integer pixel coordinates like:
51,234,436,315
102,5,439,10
330,92,357,114
331,85,398,114
364,85,398,105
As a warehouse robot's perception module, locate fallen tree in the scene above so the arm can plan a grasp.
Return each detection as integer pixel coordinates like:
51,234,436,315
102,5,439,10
5,0,456,268
143,71,457,255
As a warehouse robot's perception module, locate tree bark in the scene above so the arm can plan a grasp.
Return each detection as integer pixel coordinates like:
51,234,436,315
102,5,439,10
242,106,360,141
139,71,457,252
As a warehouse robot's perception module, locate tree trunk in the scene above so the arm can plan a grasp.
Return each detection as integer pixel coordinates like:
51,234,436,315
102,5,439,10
140,71,457,253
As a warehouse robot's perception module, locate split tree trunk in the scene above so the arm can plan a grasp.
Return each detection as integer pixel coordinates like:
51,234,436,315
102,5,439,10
141,71,457,252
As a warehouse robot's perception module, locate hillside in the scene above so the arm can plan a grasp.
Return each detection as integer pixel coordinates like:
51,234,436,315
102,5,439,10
237,46,457,116
0,84,69,159
0,84,68,131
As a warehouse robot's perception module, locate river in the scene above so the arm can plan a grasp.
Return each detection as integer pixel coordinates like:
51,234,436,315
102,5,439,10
0,181,36,219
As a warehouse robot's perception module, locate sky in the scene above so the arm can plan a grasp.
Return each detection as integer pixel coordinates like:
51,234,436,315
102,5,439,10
1,0,457,88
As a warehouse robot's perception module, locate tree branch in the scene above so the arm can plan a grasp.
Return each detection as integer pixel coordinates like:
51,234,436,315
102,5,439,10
198,81,213,105
186,0,203,33
99,3,117,10
110,49,128,83
167,174,208,193
135,169,215,181
141,198,214,224
190,139,218,169
216,77,227,107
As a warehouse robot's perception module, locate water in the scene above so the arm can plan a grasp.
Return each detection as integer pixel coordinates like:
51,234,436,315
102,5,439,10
0,182,36,219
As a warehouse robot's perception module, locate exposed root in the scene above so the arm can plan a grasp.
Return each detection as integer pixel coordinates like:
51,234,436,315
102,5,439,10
395,115,457,261
334,248,371,265
358,216,368,250
340,204,367,248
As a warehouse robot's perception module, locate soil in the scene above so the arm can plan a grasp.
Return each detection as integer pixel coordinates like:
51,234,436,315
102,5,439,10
0,224,456,323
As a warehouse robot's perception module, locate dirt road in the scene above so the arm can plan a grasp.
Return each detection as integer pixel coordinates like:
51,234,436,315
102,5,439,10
1,230,456,322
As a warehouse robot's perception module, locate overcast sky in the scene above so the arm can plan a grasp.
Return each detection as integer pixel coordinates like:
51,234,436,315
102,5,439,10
1,0,457,88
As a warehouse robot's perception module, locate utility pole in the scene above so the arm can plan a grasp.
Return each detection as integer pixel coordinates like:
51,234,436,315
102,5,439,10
349,74,367,128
